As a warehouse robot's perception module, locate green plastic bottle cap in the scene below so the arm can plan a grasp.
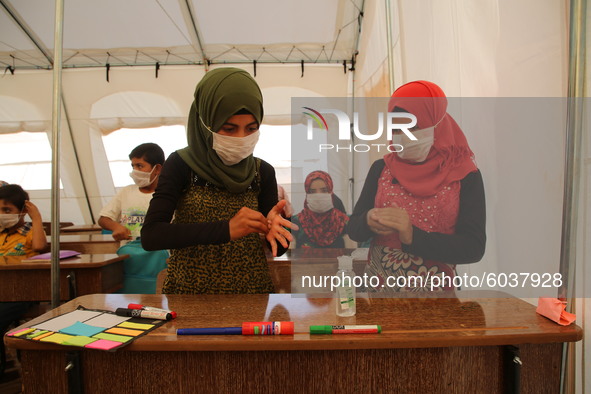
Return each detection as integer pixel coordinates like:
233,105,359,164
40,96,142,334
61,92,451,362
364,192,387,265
309,325,333,335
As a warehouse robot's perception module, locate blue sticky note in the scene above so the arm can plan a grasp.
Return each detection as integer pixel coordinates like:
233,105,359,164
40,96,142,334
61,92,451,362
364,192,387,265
60,321,105,337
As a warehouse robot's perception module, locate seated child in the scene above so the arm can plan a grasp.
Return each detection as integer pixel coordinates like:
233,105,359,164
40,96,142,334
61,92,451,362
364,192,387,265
0,184,47,257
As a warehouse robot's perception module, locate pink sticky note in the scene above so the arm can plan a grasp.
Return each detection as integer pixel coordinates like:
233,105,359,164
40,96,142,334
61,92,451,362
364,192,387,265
536,297,576,326
84,339,121,350
7,327,33,337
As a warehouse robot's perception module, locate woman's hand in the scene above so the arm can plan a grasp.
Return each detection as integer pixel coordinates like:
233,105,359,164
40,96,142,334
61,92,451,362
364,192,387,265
229,207,269,241
265,200,299,257
367,207,413,244
367,208,395,236
373,206,413,244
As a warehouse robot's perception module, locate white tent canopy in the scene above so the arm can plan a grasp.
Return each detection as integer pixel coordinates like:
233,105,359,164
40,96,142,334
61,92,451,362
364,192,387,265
0,0,362,69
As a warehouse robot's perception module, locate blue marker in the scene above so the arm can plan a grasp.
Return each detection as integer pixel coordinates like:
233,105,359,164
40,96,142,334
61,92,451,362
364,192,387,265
177,327,242,335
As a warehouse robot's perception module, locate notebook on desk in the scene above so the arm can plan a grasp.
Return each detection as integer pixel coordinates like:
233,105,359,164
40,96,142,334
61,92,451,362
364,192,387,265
24,250,81,262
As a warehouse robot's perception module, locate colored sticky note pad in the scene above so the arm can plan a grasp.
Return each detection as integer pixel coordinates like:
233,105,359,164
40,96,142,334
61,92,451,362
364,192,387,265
26,330,49,339
9,328,34,337
118,321,154,330
85,339,121,351
60,321,105,337
39,333,75,344
33,332,55,341
105,327,143,337
93,333,133,343
63,336,98,347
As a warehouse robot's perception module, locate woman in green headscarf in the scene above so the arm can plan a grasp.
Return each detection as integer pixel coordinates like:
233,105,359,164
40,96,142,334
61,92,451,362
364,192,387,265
142,68,297,294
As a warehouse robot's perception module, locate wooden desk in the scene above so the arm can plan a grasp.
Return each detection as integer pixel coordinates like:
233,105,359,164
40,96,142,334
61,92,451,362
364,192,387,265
268,248,368,293
60,224,102,235
0,254,126,301
47,234,121,254
5,293,582,393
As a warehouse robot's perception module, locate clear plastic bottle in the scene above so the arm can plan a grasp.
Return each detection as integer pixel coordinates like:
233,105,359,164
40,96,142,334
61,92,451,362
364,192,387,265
335,255,356,317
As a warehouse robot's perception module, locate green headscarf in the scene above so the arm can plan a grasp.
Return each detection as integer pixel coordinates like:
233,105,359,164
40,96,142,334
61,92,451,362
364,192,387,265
177,68,264,193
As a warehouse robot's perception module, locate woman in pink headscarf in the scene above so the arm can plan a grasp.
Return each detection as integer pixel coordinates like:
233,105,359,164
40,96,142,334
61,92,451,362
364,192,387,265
348,81,486,292
292,171,349,248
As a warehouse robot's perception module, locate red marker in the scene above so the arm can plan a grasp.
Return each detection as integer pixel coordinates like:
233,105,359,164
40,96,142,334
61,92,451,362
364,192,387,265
128,303,177,319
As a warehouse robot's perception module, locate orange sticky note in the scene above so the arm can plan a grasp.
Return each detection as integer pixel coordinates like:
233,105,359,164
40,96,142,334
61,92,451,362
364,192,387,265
105,327,143,337
536,297,576,326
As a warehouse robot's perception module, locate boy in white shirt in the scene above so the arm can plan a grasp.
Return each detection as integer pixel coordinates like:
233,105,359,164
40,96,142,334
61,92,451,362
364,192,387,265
98,143,164,241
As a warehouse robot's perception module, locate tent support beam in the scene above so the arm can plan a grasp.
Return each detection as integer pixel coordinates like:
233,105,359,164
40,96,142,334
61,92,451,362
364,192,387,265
50,0,65,308
559,0,587,392
384,0,395,93
179,0,208,65
0,0,54,65
61,95,96,224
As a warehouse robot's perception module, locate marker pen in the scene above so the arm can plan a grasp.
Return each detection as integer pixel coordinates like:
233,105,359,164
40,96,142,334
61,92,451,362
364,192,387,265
115,307,172,321
128,303,177,319
309,325,381,334
177,321,294,336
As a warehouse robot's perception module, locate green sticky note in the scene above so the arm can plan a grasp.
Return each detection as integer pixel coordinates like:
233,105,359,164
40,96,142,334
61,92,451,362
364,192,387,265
63,336,98,347
26,330,49,339
93,332,133,343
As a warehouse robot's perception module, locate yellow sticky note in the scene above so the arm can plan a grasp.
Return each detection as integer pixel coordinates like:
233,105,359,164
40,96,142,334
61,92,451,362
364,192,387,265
39,333,75,344
118,321,154,330
105,327,143,337
13,328,35,337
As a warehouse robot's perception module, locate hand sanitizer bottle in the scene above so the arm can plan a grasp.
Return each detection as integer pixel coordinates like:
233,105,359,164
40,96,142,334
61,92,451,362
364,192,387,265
336,256,356,317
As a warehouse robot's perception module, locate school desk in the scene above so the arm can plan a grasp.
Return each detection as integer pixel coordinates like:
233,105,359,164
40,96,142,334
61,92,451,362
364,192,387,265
267,248,368,293
59,224,102,235
4,292,582,393
46,234,122,254
0,254,126,302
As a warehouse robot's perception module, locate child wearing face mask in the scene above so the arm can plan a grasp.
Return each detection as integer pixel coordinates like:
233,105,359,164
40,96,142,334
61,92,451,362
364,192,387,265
98,143,164,241
292,171,349,249
348,80,486,293
0,183,47,257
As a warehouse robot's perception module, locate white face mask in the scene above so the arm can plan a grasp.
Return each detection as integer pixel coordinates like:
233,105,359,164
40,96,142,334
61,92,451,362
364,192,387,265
391,126,435,162
200,115,260,166
306,193,334,214
0,213,22,232
212,130,260,166
129,167,157,188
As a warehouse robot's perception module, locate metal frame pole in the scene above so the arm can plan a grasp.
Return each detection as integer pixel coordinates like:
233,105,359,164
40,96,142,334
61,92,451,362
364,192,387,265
50,0,65,308
384,0,396,94
560,0,587,392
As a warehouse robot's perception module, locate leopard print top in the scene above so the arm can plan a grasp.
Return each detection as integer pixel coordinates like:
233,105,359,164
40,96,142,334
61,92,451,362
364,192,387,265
163,159,274,294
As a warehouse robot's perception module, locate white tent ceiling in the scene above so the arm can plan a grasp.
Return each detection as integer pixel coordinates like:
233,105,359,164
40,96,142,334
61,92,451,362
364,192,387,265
0,0,364,71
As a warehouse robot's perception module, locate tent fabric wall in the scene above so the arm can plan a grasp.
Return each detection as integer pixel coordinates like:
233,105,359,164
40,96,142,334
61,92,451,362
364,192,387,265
353,0,569,296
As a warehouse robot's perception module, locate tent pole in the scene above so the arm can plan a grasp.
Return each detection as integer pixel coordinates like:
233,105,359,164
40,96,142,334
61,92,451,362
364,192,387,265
384,0,396,93
560,0,587,392
50,0,65,308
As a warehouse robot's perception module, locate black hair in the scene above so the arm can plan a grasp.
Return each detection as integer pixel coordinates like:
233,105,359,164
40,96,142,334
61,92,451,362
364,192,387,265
129,143,165,166
0,184,29,211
